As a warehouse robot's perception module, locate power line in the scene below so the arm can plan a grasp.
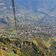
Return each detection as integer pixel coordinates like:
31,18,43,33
11,0,17,37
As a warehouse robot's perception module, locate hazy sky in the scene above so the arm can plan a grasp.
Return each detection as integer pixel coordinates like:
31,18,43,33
3,0,56,11
0,0,56,13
